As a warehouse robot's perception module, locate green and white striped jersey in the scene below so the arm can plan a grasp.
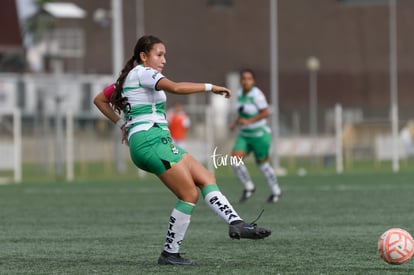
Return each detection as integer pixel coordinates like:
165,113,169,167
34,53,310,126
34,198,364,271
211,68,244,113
236,86,270,135
123,65,168,139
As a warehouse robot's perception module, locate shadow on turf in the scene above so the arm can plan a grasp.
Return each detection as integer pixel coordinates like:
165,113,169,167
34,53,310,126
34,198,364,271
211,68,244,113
3,255,413,273
0,255,205,269
344,266,414,274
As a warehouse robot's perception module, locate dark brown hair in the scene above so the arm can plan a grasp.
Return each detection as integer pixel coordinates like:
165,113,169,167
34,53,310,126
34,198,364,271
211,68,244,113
239,68,256,80
111,35,164,113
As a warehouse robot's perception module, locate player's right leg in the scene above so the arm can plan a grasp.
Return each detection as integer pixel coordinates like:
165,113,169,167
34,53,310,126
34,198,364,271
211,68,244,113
158,162,199,265
128,127,196,265
251,130,282,203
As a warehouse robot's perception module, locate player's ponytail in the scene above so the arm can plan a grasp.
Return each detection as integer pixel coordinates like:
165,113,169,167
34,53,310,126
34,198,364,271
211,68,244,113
112,35,163,113
112,56,135,113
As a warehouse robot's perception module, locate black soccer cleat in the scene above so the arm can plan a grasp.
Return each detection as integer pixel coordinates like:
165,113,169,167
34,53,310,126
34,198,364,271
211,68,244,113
229,220,271,240
157,251,196,266
239,188,256,203
267,194,280,203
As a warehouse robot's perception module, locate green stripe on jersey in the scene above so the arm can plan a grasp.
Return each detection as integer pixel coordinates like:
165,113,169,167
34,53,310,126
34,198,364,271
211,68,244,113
126,121,169,136
240,125,267,133
127,102,165,118
237,95,255,104
122,85,143,94
240,125,270,137
175,200,195,215
238,91,259,118
239,112,257,119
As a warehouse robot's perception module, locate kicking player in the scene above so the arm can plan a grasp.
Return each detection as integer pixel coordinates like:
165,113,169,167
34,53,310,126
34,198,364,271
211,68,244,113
94,35,271,266
230,69,282,203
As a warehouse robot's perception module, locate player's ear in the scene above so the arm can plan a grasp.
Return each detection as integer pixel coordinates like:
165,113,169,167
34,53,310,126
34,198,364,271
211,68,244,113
139,52,147,63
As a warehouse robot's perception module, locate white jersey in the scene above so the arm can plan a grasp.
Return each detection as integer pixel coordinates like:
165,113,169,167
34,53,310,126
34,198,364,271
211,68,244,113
122,65,168,139
236,86,269,132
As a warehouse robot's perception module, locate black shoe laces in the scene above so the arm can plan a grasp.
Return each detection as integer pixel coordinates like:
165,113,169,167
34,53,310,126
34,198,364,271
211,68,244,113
250,209,265,226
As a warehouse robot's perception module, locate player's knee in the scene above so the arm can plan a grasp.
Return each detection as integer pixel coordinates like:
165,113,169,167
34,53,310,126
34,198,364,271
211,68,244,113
232,151,245,158
256,157,269,165
204,173,216,185
195,172,216,189
182,187,199,203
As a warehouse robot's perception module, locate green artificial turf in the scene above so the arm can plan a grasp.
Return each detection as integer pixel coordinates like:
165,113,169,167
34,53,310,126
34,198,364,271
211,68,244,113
1,170,414,274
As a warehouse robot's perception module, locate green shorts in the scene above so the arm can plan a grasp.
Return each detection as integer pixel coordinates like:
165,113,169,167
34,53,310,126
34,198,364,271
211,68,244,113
232,127,272,162
128,124,186,176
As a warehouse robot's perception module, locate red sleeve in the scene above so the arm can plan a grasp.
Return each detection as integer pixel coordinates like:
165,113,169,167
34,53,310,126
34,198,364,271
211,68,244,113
103,84,115,102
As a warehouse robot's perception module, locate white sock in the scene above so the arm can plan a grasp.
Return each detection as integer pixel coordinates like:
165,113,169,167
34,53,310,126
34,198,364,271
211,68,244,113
163,200,195,253
259,162,281,195
231,164,255,190
201,184,243,224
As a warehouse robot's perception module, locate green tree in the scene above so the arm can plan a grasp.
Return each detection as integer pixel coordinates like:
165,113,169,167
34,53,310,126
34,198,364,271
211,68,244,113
23,0,56,45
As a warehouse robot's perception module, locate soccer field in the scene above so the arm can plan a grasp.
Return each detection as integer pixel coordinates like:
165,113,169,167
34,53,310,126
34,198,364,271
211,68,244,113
1,170,414,274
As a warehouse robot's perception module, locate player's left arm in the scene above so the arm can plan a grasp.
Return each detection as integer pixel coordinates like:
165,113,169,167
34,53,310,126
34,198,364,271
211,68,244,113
249,108,270,122
238,108,269,125
156,78,231,98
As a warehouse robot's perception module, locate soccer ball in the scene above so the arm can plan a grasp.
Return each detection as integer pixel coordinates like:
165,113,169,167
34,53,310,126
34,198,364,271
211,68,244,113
378,228,414,265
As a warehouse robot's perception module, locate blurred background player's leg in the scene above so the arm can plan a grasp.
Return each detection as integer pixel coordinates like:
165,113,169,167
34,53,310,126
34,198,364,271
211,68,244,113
258,161,281,203
231,162,255,203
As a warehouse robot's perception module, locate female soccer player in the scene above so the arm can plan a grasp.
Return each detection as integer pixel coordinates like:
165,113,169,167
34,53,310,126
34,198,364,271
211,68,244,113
229,69,282,203
94,35,271,266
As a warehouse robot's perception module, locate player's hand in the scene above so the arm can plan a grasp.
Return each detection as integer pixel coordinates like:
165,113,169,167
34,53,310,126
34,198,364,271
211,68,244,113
121,125,129,146
212,85,231,99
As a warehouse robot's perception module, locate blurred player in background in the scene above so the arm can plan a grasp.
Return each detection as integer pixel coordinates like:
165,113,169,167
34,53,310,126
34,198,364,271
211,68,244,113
94,35,271,266
167,103,190,148
400,120,414,156
230,69,282,203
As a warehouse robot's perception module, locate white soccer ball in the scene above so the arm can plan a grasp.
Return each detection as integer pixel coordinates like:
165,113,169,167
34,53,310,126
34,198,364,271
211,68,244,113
378,228,414,265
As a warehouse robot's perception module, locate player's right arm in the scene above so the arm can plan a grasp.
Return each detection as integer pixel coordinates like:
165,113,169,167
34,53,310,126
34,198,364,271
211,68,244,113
93,85,122,124
93,84,128,144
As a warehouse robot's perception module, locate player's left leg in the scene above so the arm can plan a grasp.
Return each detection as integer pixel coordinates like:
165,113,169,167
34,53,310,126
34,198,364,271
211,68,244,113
181,154,271,239
181,154,241,224
251,131,282,203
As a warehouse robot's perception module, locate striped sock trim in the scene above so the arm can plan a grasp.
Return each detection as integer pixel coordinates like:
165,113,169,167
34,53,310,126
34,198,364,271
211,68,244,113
175,200,195,215
201,184,220,198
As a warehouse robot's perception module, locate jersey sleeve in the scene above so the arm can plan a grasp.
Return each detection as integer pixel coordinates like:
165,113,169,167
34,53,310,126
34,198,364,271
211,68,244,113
255,90,269,110
139,67,165,90
103,83,115,102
